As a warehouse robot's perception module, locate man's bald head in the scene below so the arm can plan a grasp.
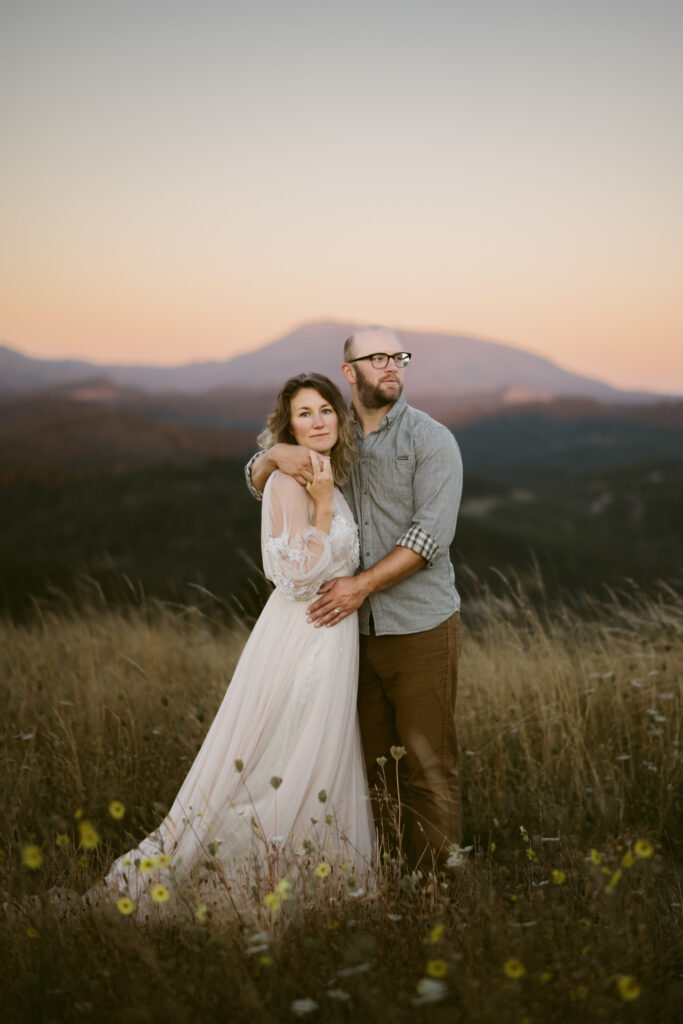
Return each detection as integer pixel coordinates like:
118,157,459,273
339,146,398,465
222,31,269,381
343,325,401,363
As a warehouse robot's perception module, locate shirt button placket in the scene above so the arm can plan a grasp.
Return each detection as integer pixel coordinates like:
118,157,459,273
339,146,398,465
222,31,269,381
360,454,371,562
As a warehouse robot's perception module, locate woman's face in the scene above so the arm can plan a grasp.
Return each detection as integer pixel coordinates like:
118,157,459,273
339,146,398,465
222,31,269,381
289,387,339,456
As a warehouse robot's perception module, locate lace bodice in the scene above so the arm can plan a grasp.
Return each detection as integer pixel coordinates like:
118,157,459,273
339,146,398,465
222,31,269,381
261,473,360,601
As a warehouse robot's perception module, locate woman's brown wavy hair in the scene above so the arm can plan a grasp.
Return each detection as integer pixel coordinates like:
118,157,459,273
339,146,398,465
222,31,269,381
258,373,356,485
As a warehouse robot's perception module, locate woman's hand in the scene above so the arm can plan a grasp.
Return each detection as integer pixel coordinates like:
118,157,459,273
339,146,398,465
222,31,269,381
306,452,335,531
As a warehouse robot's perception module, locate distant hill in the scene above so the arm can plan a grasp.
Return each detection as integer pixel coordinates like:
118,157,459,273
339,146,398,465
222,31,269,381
3,320,682,480
2,448,681,621
0,321,667,402
454,400,683,485
2,381,683,480
0,393,255,470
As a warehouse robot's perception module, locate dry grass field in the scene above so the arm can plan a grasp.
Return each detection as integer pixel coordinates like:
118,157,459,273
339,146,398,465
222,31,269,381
1,581,681,1023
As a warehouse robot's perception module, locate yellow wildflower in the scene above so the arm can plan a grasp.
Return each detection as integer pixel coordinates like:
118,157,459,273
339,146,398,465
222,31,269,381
390,745,407,760
503,959,526,979
276,878,292,900
156,853,172,867
151,884,170,903
78,857,88,867
590,848,601,865
120,855,132,867
259,955,273,966
26,927,39,939
489,841,496,853
540,971,552,984
508,894,517,903
195,904,208,923
78,821,100,850
621,850,635,869
116,896,135,915
426,959,447,979
579,918,591,931
634,839,654,859
55,833,70,849
108,801,125,820
617,975,642,1001
139,856,158,873
314,861,331,879
263,891,281,911
22,845,43,870
73,808,83,821
327,920,340,930
606,868,622,891
551,869,566,885
429,924,445,944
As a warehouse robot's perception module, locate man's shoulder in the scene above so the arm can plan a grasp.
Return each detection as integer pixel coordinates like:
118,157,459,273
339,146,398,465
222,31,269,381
403,402,445,429
402,403,458,446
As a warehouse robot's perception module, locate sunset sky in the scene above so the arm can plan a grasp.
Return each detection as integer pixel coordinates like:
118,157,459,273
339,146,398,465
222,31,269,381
1,0,681,393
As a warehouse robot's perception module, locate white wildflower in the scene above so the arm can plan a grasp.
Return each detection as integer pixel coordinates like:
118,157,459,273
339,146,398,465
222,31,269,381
412,978,448,1005
291,998,319,1016
446,843,473,868
336,962,371,978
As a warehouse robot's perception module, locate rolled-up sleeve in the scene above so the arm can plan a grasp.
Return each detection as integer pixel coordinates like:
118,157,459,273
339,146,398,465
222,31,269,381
395,425,462,566
244,452,264,501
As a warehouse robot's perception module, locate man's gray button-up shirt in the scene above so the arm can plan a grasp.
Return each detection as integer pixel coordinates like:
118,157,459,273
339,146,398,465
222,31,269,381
344,396,462,636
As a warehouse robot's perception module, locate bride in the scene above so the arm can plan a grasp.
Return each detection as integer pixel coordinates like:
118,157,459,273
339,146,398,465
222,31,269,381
90,372,374,914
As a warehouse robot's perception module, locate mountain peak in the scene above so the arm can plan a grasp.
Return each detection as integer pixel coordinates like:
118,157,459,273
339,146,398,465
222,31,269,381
0,322,665,403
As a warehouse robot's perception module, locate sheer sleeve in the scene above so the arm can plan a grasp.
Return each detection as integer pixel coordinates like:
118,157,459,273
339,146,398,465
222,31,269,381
261,471,334,600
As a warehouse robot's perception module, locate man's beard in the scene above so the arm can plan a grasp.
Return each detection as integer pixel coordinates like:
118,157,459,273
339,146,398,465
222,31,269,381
355,366,403,409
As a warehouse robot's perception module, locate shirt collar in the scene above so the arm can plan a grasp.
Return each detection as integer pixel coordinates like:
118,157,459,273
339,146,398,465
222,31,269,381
350,394,407,435
381,394,407,428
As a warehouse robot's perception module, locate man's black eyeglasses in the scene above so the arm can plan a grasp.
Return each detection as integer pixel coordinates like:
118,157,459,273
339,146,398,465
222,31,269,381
347,352,412,369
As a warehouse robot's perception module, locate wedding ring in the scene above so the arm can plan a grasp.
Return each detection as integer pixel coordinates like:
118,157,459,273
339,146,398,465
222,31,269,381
334,608,340,615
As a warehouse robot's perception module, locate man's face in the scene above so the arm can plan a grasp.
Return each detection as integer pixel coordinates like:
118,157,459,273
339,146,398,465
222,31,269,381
346,329,405,410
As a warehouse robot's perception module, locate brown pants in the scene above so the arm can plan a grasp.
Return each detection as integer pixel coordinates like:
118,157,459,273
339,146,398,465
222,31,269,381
357,611,462,871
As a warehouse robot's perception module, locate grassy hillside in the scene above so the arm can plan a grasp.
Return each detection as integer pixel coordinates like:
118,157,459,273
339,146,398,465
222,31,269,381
1,591,680,1021
1,454,682,620
456,408,683,484
457,458,683,597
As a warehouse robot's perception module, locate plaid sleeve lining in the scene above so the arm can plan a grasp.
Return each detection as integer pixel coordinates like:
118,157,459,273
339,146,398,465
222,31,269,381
396,525,438,565
245,452,264,501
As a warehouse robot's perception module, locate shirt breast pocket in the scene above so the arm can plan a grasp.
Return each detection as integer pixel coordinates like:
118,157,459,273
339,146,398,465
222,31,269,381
379,455,415,506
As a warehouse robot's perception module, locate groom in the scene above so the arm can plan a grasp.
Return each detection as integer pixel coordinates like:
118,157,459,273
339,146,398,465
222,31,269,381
247,325,463,870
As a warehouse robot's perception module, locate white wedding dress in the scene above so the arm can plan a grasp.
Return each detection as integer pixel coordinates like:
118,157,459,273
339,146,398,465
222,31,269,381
100,470,374,911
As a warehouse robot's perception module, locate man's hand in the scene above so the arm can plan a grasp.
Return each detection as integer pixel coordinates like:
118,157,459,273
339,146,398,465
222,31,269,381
251,443,315,493
307,547,426,627
276,444,316,487
306,576,370,628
